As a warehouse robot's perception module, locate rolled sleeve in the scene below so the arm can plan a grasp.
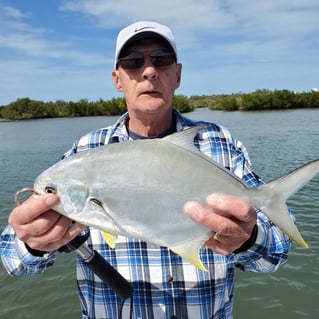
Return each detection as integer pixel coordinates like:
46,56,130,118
1,226,58,277
234,210,291,272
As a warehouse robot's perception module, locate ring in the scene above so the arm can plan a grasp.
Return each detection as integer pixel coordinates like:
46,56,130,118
213,232,221,241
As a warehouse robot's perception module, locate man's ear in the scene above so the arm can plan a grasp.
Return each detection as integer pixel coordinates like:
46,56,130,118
175,63,182,89
112,70,122,91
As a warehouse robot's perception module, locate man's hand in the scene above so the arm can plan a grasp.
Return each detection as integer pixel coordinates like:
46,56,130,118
184,193,257,255
8,193,85,253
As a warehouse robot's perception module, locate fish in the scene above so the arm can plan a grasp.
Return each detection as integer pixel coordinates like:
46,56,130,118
33,125,319,271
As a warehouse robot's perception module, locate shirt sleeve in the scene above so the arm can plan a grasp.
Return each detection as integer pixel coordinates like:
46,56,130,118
0,225,59,276
234,208,291,272
0,126,116,277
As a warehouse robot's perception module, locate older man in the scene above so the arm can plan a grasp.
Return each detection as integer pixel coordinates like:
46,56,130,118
1,21,291,319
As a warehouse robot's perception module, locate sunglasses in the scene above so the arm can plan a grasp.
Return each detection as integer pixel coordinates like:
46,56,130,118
117,50,176,70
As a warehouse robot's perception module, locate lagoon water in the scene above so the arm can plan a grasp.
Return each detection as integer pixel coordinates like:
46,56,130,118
0,108,318,318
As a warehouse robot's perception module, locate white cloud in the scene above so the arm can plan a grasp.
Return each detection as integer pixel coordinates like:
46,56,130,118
3,5,27,19
0,3,108,64
0,0,318,104
58,0,319,66
59,0,319,38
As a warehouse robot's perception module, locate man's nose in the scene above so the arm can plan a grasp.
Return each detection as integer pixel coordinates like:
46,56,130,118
142,57,158,79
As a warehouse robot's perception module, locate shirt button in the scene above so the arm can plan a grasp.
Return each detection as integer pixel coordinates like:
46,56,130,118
167,275,174,282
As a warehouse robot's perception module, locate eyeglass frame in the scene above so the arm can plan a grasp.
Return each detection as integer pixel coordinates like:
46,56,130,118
116,50,177,70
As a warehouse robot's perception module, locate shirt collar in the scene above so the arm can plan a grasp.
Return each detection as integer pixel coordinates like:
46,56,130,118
108,109,194,142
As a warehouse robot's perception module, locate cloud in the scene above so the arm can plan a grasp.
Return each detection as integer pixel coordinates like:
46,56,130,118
0,3,112,104
3,5,27,19
59,0,319,38
58,0,319,67
0,0,318,104
0,4,108,65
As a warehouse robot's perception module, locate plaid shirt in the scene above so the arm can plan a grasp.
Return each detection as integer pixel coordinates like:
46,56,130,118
1,110,291,319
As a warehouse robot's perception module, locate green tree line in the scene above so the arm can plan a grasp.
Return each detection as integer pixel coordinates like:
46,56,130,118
208,89,319,111
0,95,192,120
0,89,318,120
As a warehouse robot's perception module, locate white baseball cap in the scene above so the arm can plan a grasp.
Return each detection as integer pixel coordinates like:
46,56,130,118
114,21,177,68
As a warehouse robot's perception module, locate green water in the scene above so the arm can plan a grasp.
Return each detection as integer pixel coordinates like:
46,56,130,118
0,108,318,318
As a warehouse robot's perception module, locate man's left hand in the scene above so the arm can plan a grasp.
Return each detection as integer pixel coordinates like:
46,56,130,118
184,193,257,255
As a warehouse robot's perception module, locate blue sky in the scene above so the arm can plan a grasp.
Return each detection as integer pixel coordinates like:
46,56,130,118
0,0,318,105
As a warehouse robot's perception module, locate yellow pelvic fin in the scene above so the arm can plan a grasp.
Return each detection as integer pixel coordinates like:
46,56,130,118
170,246,207,272
101,231,117,249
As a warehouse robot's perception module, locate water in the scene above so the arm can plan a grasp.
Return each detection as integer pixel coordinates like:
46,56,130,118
0,108,318,318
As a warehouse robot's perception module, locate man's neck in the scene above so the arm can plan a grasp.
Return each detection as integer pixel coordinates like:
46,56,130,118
127,110,173,137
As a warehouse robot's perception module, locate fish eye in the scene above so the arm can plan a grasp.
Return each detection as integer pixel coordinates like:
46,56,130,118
45,185,56,194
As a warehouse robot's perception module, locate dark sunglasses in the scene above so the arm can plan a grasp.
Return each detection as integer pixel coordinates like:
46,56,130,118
117,50,176,70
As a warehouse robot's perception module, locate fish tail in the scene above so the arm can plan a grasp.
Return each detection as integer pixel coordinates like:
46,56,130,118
257,159,319,248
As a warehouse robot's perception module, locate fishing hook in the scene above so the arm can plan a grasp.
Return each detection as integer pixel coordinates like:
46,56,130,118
14,188,38,206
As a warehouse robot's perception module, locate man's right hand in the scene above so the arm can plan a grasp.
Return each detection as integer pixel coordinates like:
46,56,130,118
8,193,85,253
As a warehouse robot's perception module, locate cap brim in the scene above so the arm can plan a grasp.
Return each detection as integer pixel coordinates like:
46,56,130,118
118,31,175,58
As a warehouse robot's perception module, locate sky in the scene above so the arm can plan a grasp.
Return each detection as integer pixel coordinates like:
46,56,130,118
0,0,319,106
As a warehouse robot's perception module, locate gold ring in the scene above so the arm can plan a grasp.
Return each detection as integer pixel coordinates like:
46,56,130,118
213,232,221,241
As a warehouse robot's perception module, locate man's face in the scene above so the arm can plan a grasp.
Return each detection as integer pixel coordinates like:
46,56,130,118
112,39,182,117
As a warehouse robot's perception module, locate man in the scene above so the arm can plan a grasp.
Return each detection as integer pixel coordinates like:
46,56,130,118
1,21,291,319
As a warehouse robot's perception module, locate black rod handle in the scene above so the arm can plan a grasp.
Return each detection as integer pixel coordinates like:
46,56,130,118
65,233,133,300
84,250,133,300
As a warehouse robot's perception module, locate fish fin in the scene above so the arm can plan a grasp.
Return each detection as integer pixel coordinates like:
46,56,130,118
163,125,209,151
163,125,247,184
258,159,319,248
170,245,207,272
101,231,117,249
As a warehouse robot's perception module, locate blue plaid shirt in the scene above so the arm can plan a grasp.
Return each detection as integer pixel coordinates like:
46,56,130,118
1,110,291,319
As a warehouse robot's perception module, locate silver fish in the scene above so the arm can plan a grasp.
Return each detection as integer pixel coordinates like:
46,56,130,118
33,126,318,271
